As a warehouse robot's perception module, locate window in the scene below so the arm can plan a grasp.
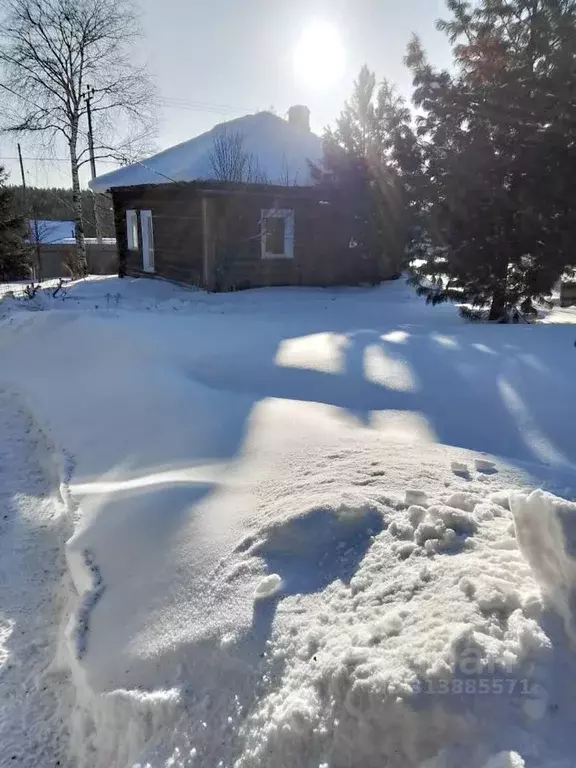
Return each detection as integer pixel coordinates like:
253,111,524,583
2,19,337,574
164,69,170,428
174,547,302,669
140,210,155,273
261,209,295,259
265,217,286,255
126,209,139,250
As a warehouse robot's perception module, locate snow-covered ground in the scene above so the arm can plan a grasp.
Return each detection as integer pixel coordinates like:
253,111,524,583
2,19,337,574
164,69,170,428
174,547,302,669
0,390,73,768
2,276,576,767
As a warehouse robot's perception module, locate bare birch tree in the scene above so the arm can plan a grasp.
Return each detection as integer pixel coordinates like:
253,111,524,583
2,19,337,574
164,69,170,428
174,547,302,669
0,0,156,270
208,128,268,184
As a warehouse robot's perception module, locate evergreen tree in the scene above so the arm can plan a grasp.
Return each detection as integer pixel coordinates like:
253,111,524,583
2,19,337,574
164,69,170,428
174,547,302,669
312,66,418,278
0,167,31,281
407,0,576,320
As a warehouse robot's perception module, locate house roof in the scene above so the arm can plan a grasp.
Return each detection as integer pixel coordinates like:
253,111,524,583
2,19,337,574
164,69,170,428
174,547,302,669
89,112,323,193
28,220,75,244
110,179,332,197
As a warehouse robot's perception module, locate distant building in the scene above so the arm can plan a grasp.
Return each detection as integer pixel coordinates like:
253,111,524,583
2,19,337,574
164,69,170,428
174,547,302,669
28,220,116,279
28,220,76,244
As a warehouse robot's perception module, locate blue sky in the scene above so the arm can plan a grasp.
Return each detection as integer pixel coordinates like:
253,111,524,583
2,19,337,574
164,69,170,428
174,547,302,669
1,0,453,188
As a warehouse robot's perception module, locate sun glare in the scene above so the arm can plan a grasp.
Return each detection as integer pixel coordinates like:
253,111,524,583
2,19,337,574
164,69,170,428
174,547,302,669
293,21,346,88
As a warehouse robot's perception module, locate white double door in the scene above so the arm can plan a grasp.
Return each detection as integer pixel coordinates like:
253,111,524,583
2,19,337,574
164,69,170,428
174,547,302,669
140,209,155,273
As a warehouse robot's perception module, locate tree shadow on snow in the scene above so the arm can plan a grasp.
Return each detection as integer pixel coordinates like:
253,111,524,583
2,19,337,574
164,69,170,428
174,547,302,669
66,307,576,714
186,320,576,471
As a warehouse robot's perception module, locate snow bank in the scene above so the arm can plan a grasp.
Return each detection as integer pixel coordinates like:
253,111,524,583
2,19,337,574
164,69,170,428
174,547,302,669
231,469,554,768
3,278,576,765
1,273,450,322
482,753,525,768
511,489,576,646
0,391,73,768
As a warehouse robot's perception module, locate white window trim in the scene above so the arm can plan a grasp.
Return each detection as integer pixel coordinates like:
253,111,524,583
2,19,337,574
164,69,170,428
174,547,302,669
260,209,295,260
126,209,139,251
140,209,155,273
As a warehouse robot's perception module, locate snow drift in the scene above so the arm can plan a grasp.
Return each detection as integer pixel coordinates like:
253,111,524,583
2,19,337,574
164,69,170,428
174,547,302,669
511,489,576,647
2,277,576,767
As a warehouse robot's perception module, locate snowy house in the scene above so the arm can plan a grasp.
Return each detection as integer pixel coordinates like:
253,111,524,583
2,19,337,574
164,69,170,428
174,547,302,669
90,108,397,290
28,219,76,244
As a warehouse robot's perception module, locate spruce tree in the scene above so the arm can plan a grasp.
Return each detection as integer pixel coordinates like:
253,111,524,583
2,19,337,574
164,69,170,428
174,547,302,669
313,66,418,278
0,167,31,282
407,0,576,320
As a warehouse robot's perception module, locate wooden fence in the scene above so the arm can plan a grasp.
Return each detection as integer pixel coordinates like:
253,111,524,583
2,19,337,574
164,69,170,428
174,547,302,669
38,243,117,279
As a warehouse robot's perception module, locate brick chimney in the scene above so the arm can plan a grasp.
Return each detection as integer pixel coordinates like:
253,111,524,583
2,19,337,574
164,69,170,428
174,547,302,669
288,105,311,132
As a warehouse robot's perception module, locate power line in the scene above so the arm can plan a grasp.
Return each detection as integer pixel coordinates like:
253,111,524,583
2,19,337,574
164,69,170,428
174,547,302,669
0,82,257,139
0,155,118,164
158,96,256,115
0,81,107,153
160,101,236,114
0,83,258,187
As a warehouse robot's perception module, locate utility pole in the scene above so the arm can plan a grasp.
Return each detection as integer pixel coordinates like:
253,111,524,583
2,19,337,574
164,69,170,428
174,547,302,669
83,84,102,245
85,85,97,181
17,143,26,193
18,143,42,281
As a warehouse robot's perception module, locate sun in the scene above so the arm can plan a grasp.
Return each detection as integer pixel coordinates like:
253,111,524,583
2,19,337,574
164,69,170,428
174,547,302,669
293,21,346,88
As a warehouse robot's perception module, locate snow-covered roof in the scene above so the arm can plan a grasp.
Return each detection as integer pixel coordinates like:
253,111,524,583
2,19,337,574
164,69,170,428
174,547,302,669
59,237,116,245
89,111,324,193
28,219,75,244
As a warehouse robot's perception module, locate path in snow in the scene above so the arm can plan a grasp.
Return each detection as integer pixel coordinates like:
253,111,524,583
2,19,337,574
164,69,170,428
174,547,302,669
0,390,72,768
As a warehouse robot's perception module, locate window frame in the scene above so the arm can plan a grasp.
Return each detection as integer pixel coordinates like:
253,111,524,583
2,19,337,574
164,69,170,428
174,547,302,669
126,209,139,251
260,208,295,260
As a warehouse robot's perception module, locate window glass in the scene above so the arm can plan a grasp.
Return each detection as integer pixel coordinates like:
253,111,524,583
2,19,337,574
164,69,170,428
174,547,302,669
265,217,285,255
